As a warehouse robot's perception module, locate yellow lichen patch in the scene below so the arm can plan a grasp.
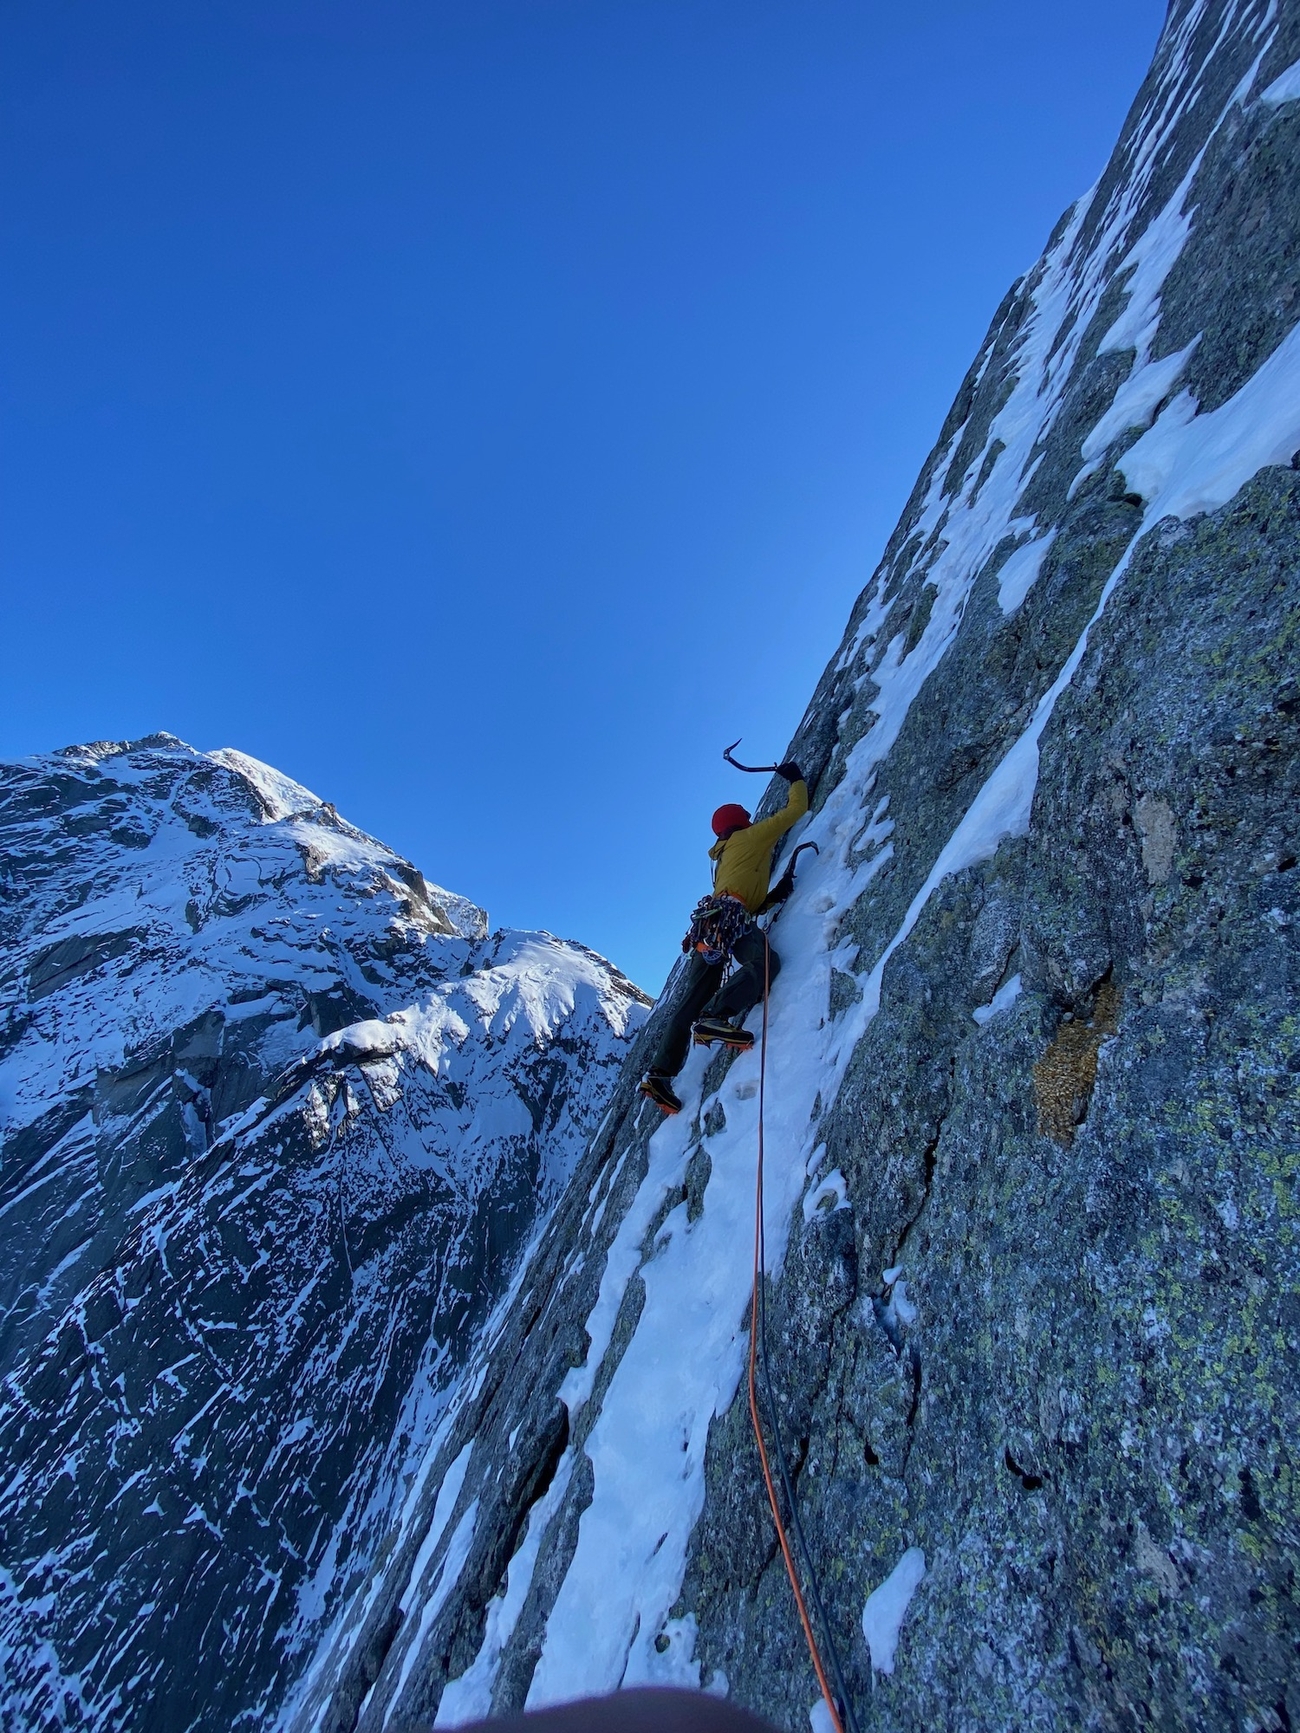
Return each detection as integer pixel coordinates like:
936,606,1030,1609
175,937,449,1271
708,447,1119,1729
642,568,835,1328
1093,979,1122,1033
1034,982,1123,1145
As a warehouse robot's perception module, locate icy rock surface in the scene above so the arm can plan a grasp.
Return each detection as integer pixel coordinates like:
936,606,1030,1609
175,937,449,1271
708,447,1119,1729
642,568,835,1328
0,734,648,1731
308,7,1300,1733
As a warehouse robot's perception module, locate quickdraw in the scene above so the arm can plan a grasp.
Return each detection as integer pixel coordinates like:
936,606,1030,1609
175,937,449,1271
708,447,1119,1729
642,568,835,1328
682,892,754,965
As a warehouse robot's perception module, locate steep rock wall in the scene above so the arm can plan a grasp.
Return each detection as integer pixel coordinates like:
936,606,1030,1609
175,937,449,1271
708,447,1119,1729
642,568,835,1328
314,7,1300,1733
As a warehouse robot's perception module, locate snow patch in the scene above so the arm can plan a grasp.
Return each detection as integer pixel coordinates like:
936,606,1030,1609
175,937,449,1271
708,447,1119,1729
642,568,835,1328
624,1613,703,1691
208,748,322,818
973,974,1023,1025
861,1548,926,1676
436,1453,575,1725
1118,322,1300,520
809,1699,838,1733
385,1500,479,1725
803,1168,848,1223
888,1280,918,1328
1260,57,1300,104
996,532,1056,614
400,1443,473,1616
1080,341,1199,462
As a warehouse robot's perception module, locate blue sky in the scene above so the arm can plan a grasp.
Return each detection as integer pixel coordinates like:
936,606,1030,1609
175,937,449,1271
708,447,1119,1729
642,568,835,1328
1,0,1165,993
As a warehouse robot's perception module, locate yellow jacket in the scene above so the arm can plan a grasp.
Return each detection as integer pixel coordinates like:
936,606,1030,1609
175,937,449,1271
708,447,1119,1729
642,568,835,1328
709,780,808,913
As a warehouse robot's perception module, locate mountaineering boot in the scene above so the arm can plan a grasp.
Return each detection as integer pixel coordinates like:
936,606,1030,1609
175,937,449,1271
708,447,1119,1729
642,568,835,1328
692,1017,755,1050
640,1071,683,1115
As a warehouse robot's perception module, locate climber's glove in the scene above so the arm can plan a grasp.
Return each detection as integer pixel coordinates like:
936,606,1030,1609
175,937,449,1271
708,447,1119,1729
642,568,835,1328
775,761,804,783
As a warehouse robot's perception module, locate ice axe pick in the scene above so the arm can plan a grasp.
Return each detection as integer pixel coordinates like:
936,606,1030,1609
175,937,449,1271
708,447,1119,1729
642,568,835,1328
722,738,781,774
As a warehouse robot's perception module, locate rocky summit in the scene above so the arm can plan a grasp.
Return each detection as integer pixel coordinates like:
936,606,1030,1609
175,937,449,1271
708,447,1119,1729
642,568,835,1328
4,3,1300,1731
0,735,648,1730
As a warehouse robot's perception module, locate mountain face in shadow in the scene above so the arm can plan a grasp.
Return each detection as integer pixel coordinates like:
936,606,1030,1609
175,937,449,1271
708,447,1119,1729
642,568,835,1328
0,735,648,1731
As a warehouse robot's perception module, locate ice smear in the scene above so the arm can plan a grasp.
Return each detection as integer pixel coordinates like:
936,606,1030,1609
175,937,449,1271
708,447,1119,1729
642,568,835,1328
996,532,1055,614
973,973,1023,1025
1260,57,1300,104
861,1548,926,1676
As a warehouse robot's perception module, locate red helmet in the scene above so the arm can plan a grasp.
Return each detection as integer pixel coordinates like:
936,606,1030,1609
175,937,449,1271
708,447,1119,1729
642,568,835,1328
711,803,752,838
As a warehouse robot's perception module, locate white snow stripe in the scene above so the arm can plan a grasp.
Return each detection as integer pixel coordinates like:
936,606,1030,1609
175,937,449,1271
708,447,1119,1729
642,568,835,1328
384,1499,479,1728
860,1547,926,1676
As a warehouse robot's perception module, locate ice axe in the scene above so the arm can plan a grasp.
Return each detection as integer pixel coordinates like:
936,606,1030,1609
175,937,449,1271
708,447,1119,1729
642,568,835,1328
722,738,781,774
759,841,820,912
721,738,820,907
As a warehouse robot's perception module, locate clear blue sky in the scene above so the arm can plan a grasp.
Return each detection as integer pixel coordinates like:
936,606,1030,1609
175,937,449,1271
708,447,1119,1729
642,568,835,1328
1,0,1165,993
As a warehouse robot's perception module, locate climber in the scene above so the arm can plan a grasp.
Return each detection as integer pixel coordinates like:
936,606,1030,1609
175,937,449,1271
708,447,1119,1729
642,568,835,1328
640,761,808,1114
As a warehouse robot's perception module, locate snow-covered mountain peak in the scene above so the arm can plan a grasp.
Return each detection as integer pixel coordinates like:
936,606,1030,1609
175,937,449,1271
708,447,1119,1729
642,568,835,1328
206,744,327,821
0,735,649,1732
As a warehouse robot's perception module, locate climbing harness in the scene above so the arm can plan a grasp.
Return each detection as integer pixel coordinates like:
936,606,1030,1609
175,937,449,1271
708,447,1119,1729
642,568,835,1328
749,931,861,1733
682,892,754,965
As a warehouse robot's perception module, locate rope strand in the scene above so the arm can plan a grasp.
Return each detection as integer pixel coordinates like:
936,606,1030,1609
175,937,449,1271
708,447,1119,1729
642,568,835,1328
747,932,860,1733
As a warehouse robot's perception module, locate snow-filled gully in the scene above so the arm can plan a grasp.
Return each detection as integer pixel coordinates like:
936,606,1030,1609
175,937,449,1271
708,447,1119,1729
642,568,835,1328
414,12,1300,1721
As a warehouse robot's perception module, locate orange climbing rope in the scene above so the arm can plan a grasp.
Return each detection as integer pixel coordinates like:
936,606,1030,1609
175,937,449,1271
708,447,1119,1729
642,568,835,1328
747,932,846,1733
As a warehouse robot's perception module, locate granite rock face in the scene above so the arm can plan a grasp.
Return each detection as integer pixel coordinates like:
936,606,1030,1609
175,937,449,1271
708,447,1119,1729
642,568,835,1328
301,8,1299,1733
0,736,648,1731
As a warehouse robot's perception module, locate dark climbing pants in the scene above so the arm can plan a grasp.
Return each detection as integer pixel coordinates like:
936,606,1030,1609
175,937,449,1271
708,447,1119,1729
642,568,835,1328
648,928,780,1078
